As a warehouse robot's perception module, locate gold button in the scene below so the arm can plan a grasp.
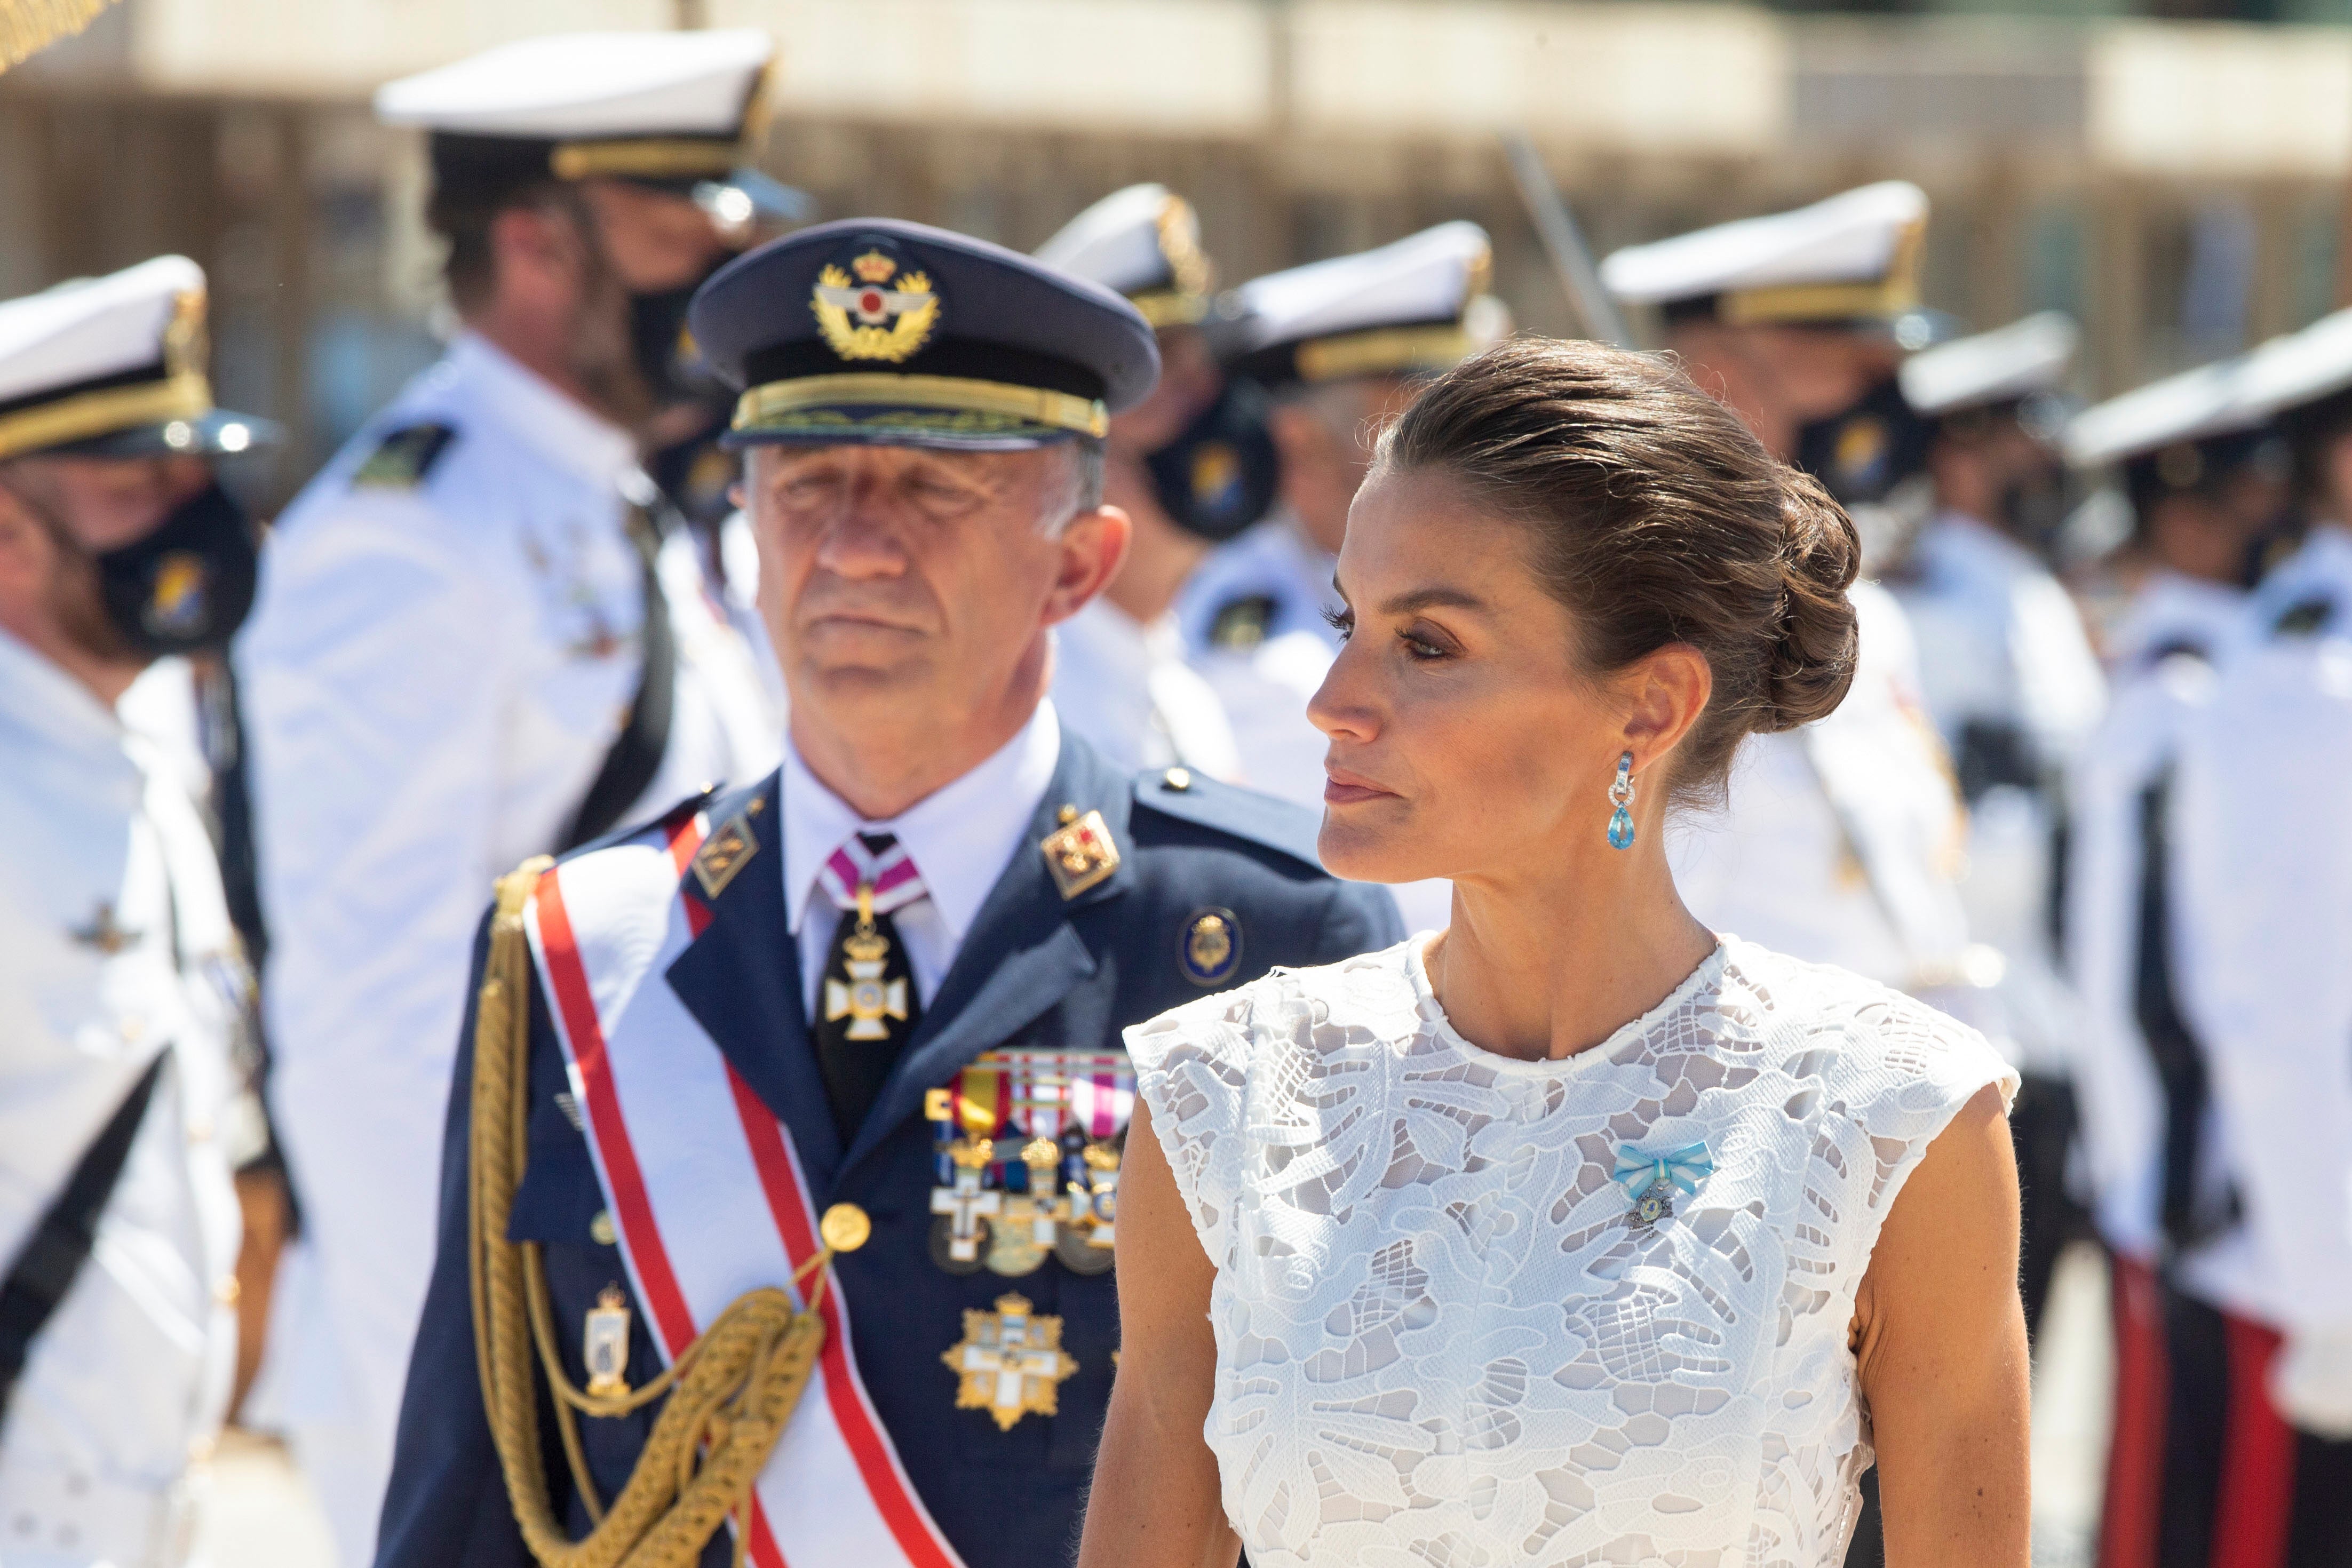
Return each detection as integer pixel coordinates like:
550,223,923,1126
819,1202,871,1254
1057,804,1078,825
214,1276,240,1306
590,1210,618,1246
1164,767,1192,792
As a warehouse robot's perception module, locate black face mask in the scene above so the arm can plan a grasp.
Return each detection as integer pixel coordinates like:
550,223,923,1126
1145,377,1282,545
94,482,260,658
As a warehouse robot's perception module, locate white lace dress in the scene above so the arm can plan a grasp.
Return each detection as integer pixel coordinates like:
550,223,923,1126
1126,934,2016,1567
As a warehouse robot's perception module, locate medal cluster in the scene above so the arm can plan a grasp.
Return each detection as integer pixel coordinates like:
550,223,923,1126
924,1051,1132,1278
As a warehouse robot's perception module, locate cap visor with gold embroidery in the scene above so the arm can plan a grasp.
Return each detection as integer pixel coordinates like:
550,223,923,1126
692,218,1160,452
0,255,277,463
1035,184,1215,332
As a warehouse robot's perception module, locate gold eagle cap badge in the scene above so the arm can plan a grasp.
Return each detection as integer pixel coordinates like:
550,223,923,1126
1039,806,1120,900
811,243,941,364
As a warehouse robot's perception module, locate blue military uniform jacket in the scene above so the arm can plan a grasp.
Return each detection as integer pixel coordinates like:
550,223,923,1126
375,731,1401,1568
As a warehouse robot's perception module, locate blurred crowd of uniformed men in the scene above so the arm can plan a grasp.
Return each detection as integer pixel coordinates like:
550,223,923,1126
4,22,2352,1568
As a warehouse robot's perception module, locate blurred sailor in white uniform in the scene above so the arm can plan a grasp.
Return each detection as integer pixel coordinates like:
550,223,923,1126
2058,355,2295,1567
1175,222,1496,932
0,258,279,1566
1603,186,1980,1010
2164,309,2352,1561
1031,184,1253,779
233,34,786,1564
1879,316,2111,1333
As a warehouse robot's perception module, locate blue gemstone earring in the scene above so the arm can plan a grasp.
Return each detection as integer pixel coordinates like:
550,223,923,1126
1607,751,1637,850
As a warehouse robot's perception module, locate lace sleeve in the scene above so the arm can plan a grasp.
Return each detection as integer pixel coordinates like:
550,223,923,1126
1125,981,1269,1269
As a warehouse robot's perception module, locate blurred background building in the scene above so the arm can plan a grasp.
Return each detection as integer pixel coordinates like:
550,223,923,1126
6,0,2350,510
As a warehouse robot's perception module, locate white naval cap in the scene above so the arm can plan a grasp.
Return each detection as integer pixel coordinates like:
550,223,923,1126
376,30,806,221
1219,220,1496,389
1035,184,1214,329
2236,306,2352,427
0,256,278,463
1600,181,1929,329
1900,312,2079,417
2064,355,2263,469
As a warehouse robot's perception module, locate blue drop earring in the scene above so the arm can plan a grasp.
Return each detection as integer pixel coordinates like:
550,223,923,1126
1607,751,1637,850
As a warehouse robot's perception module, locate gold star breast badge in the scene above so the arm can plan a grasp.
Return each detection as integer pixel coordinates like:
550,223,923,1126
942,1293,1078,1431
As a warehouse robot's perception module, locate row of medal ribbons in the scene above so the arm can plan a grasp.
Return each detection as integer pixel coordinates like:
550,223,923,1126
925,1049,1134,1279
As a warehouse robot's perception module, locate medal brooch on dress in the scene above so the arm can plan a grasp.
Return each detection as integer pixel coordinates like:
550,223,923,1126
1612,1141,1713,1228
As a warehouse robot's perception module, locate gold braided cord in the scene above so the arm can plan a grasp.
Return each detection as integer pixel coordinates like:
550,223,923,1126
0,0,113,68
471,858,835,1568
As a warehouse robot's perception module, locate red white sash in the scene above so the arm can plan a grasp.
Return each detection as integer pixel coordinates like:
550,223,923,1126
525,809,965,1568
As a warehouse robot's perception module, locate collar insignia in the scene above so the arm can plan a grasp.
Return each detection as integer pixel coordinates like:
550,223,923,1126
1039,805,1119,900
690,811,759,900
812,241,941,364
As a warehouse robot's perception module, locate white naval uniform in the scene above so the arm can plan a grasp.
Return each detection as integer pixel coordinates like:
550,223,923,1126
2173,524,2352,1430
0,629,243,1568
1672,582,1976,999
1890,511,2108,1072
233,331,781,1564
1174,513,1338,657
1050,599,1241,779
2063,572,2260,1304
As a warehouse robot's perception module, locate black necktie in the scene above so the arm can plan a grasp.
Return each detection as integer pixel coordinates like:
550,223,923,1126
812,833,923,1142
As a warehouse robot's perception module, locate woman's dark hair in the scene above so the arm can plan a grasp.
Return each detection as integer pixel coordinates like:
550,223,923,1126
1374,336,1862,807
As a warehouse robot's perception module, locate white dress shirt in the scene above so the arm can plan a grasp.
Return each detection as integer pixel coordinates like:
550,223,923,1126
234,330,780,1566
0,628,243,1567
782,701,1061,1018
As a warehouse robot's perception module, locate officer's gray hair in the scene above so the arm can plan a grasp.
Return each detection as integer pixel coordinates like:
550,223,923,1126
1037,437,1106,537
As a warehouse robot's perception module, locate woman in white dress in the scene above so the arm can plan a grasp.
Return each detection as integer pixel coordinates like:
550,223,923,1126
1082,339,2029,1568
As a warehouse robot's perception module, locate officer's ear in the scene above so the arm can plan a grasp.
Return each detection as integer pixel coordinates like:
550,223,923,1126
1040,502,1130,631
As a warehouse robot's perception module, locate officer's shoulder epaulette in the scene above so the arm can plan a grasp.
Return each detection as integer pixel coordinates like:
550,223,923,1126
2272,594,2335,639
1131,767,1324,870
1208,594,1277,652
351,422,458,490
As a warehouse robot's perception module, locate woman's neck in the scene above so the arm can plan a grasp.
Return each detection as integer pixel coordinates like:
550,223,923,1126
1428,845,1717,1063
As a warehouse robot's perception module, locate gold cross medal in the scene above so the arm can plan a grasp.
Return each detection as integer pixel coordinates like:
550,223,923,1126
583,1285,632,1398
825,885,908,1041
942,1293,1078,1431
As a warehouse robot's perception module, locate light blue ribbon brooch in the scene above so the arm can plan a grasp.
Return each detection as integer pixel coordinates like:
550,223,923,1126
1612,1141,1713,1227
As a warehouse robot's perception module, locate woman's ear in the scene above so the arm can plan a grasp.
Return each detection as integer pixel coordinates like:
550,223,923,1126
1620,643,1712,774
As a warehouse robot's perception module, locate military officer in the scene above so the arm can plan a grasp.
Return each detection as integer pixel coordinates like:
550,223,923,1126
0,257,277,1564
1031,184,1254,779
1600,189,1982,1018
2164,308,2352,1563
2058,357,2286,1567
373,218,1403,1568
233,34,786,1563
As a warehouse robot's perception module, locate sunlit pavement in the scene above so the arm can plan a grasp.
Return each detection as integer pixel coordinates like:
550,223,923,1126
194,1243,2120,1568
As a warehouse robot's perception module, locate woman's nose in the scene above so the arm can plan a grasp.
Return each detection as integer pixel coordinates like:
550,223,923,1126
1307,636,1378,742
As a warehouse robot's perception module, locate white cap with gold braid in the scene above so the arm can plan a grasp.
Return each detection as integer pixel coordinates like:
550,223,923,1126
1601,181,1929,328
0,254,276,463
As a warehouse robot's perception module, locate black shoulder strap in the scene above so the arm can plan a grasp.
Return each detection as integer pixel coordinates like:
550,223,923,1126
562,499,678,851
2133,766,2234,1252
0,1053,169,1414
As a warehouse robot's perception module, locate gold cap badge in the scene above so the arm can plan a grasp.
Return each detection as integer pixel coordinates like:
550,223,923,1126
812,244,941,364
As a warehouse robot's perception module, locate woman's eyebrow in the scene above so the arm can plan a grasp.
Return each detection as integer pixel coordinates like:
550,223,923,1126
1378,585,1490,616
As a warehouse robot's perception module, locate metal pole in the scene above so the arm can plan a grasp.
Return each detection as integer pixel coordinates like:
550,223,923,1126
1499,131,1632,349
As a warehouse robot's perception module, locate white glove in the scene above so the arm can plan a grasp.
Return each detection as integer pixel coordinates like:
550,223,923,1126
2271,1323,2352,1437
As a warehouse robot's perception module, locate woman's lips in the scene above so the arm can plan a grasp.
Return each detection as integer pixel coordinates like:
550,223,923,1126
1323,767,1398,806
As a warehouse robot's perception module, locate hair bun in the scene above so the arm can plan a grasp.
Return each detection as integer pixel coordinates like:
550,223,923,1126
1761,467,1862,733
